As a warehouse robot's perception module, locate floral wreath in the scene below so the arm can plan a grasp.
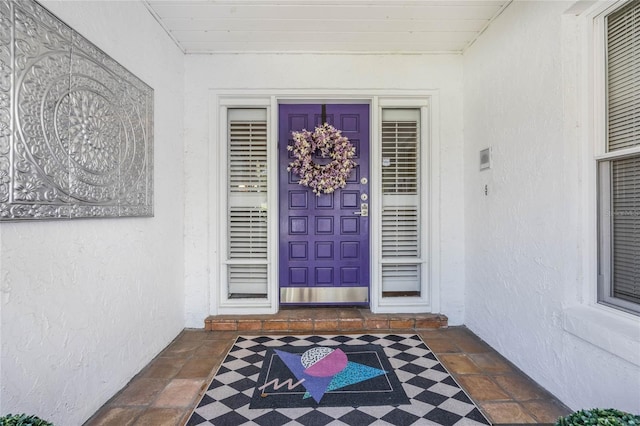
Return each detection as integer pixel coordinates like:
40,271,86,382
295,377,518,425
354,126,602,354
287,123,356,196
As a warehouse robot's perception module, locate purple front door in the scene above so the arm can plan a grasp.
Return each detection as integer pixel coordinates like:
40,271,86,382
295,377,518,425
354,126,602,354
279,104,370,305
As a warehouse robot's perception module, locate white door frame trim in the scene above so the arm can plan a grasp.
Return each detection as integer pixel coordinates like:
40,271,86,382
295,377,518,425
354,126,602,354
209,89,440,315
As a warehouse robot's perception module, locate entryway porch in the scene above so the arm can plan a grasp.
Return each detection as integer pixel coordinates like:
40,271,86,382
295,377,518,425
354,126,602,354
85,309,571,425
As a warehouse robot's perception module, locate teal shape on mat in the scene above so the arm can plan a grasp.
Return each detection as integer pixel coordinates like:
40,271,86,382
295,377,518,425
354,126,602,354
302,361,387,399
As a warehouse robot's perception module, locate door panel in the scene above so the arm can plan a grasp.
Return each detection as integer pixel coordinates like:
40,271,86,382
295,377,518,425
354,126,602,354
278,104,370,305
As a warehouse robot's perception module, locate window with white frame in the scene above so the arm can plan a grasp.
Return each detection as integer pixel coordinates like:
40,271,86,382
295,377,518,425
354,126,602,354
226,108,268,298
597,0,640,315
380,109,423,297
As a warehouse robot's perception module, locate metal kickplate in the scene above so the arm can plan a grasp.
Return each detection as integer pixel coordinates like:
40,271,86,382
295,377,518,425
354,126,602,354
0,0,154,220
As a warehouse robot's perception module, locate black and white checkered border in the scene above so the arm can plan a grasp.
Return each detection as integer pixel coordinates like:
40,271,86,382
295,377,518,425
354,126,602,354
187,334,491,426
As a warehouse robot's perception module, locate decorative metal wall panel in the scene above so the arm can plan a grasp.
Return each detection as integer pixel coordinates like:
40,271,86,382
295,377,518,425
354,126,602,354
0,0,153,220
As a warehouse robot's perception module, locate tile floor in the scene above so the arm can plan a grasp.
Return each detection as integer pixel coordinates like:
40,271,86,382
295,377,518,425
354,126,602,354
85,309,571,426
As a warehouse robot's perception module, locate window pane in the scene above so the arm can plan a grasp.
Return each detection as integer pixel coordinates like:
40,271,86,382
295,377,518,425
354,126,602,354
382,264,420,296
228,207,267,259
611,156,640,305
228,264,268,298
381,109,421,298
382,206,419,257
227,108,268,298
607,0,640,152
382,113,419,194
228,110,268,192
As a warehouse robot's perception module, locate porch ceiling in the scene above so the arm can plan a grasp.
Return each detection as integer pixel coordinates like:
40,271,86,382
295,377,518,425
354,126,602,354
143,0,512,54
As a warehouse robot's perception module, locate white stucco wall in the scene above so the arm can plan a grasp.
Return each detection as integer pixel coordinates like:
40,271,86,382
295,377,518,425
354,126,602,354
464,0,640,413
183,54,466,327
0,1,185,424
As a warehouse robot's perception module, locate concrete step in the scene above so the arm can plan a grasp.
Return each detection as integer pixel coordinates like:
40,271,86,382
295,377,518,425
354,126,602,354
205,307,448,332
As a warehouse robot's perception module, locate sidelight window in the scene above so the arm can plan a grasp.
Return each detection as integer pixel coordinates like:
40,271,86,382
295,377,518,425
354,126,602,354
226,108,269,298
380,109,423,297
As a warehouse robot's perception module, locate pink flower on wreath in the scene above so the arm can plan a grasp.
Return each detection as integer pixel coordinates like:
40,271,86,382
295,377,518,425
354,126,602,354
287,123,356,196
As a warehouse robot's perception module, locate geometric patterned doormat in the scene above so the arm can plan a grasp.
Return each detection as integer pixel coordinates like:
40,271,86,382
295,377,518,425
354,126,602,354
186,334,491,426
249,342,409,409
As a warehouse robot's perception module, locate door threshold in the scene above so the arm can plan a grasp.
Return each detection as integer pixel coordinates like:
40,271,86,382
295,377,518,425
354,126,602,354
280,287,368,304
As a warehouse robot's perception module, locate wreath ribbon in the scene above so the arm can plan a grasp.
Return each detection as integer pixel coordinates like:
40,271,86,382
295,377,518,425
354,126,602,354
287,123,356,196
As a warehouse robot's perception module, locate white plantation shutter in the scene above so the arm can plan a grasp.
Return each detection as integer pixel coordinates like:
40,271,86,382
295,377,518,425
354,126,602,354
228,207,267,258
598,2,640,314
382,207,419,257
382,264,421,293
381,109,421,295
228,264,268,296
227,109,268,297
382,120,418,194
229,120,268,192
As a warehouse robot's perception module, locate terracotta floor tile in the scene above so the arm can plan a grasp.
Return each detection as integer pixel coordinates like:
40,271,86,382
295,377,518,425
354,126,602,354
456,375,511,401
423,338,461,353
175,357,219,379
266,310,289,319
209,321,238,331
140,357,187,379
468,352,515,374
208,355,225,372
440,327,475,339
160,340,203,358
288,320,313,331
202,331,238,340
262,319,290,331
418,329,449,342
85,407,143,426
339,318,365,329
177,330,210,341
133,408,186,426
152,379,205,408
448,331,493,353
193,341,232,358
493,374,548,401
522,400,572,423
438,354,483,374
364,318,389,329
389,318,414,329
314,319,339,331
313,309,343,320
337,309,363,319
237,320,263,331
415,317,445,329
479,402,537,423
282,309,310,320
112,378,168,406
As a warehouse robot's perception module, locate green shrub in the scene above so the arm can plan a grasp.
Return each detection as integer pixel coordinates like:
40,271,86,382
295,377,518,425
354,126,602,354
0,414,53,426
556,408,640,426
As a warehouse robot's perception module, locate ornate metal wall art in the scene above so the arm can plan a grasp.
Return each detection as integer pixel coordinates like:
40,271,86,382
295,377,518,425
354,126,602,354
0,0,154,220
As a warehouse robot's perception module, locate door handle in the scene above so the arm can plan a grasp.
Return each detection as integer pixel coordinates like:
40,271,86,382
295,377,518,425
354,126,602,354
353,203,369,217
